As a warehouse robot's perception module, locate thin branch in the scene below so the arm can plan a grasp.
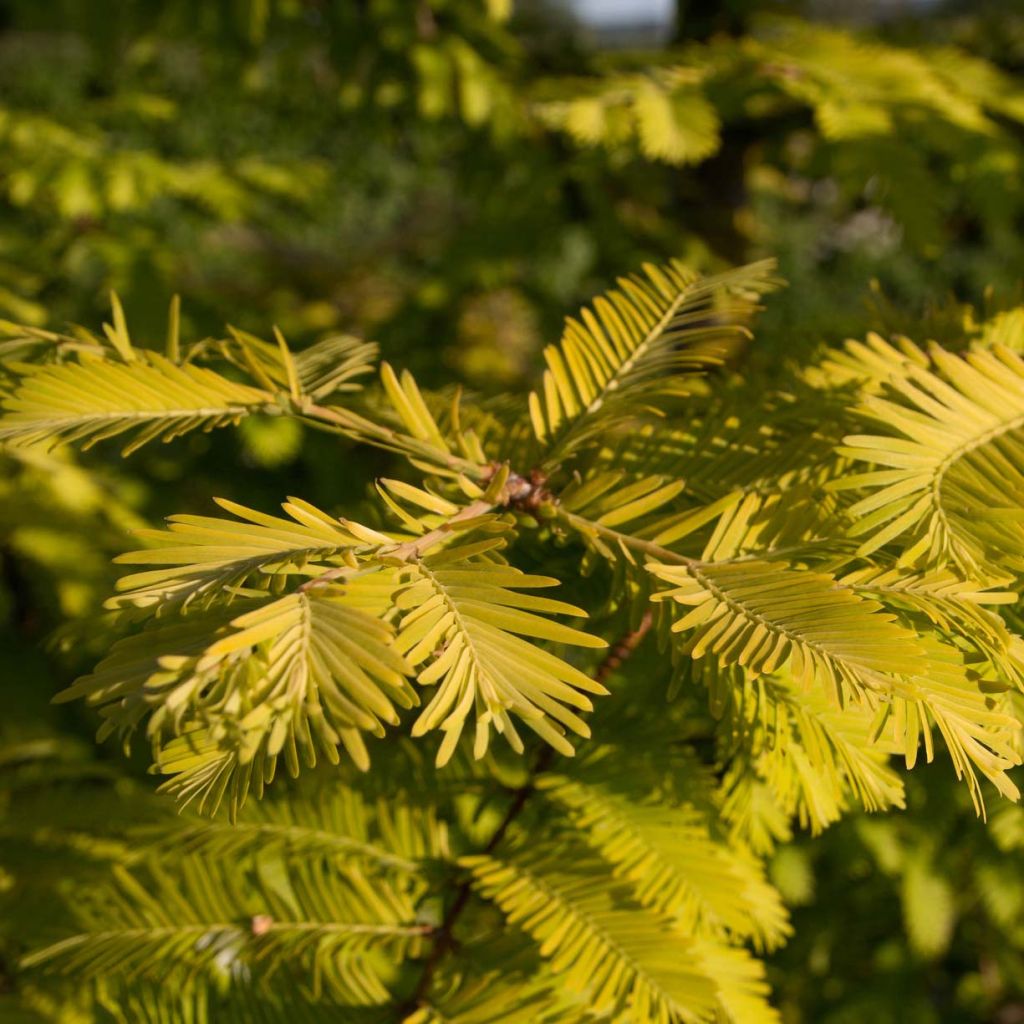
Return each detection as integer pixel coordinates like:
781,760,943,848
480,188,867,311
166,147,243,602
558,508,694,566
595,610,654,686
386,499,497,562
396,619,653,1017
397,774,534,1017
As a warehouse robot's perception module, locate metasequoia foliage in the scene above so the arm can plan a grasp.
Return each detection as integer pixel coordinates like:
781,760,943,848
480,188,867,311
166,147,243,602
3,256,1024,1022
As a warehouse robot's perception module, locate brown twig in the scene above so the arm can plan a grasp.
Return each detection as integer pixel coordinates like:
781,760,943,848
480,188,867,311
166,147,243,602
594,610,653,687
397,771,536,1016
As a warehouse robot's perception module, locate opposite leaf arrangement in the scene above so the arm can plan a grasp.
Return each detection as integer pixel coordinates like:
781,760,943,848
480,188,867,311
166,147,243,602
2,256,1024,1022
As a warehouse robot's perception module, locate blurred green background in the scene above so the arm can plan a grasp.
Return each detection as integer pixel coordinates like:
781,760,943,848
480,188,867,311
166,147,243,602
4,0,1024,1020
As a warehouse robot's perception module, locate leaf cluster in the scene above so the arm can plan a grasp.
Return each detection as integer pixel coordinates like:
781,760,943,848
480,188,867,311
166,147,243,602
4,250,1024,1020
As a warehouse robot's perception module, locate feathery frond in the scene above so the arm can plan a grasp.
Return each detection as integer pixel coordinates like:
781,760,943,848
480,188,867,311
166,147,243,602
0,350,275,454
648,559,923,703
403,972,589,1024
107,497,369,613
464,846,721,1024
704,661,906,835
60,586,416,812
528,260,778,466
840,567,1024,687
466,838,781,1024
833,342,1024,573
22,856,427,1004
220,328,378,401
141,779,449,871
536,770,790,950
395,543,607,765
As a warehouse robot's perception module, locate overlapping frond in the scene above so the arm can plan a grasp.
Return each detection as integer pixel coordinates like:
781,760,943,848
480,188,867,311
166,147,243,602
609,387,845,506
60,585,416,812
108,497,370,612
876,637,1021,807
976,307,1024,352
405,952,593,1024
528,260,778,465
841,567,1024,687
220,327,378,401
0,350,275,454
22,856,426,1005
141,779,449,872
704,661,906,837
395,543,607,765
464,847,719,1024
648,559,923,703
465,843,779,1024
172,585,415,752
58,477,616,804
651,558,1021,805
0,297,391,460
536,770,790,950
674,487,845,567
832,342,1024,573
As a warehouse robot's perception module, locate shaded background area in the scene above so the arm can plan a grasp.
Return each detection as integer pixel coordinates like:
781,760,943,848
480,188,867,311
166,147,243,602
3,1,1024,1021
2,0,1022,387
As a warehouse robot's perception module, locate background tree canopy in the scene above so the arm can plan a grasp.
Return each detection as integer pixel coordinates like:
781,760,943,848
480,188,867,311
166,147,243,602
4,1,1024,1021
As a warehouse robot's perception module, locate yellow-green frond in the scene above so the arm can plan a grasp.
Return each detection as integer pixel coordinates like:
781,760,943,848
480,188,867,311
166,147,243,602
221,328,378,402
528,260,778,465
0,351,274,454
61,587,415,814
832,343,1024,573
648,559,923,704
464,847,720,1024
841,566,1024,687
395,545,607,765
140,779,449,872
22,857,426,1005
108,496,369,612
704,661,905,835
536,771,791,950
